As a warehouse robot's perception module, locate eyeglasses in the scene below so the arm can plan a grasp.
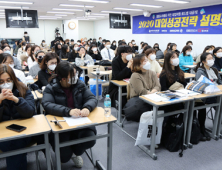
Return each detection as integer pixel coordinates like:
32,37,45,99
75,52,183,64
0,79,12,85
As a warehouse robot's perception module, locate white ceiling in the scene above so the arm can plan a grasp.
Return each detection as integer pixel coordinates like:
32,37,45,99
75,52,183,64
0,0,222,21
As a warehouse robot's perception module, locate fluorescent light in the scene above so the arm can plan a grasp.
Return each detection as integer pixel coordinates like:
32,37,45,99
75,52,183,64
113,7,143,11
101,10,127,14
0,1,33,4
130,3,163,8
155,0,189,4
87,15,105,18
69,0,109,4
47,11,75,14
0,6,29,9
0,9,4,11
39,18,57,20
52,8,83,11
39,16,62,18
55,14,67,16
91,13,108,15
59,4,94,8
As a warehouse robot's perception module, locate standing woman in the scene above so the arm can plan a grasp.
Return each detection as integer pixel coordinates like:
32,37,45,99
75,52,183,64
60,44,70,59
179,45,196,72
88,44,102,60
42,61,97,168
38,52,60,89
160,51,209,141
0,64,35,170
145,48,162,77
75,46,94,67
27,45,40,69
111,40,117,50
68,44,79,62
108,45,133,108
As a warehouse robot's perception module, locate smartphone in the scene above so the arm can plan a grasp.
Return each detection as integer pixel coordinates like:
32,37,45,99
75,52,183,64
6,124,27,132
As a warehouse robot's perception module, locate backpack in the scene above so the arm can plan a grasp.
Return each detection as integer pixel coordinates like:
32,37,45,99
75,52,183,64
190,117,201,144
161,114,184,157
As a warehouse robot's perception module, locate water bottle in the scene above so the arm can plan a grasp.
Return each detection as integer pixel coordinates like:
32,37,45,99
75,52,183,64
96,67,100,75
104,94,111,117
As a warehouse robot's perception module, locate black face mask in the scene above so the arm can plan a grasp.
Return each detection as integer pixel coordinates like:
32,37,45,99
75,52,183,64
154,46,159,50
38,58,43,64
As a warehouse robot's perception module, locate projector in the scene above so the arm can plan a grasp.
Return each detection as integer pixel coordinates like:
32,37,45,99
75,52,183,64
85,10,91,16
143,11,151,17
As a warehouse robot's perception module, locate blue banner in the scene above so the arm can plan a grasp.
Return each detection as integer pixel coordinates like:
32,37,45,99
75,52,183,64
133,4,222,34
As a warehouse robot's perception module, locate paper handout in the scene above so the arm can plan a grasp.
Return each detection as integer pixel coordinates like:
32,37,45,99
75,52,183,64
63,117,92,127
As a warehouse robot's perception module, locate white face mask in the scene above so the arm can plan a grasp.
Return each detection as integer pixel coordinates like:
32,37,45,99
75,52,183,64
24,34,28,36
48,64,56,71
92,48,97,52
103,42,105,45
74,47,78,51
0,82,14,90
150,54,156,61
186,51,192,55
190,45,193,47
217,52,222,58
77,42,80,45
208,50,213,54
4,51,11,54
143,61,151,70
113,43,116,46
68,73,78,85
126,54,132,61
207,59,214,67
106,45,111,49
9,64,14,69
132,42,136,45
171,58,179,66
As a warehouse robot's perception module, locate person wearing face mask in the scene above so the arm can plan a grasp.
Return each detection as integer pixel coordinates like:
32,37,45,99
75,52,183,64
77,40,82,47
99,39,106,51
0,53,27,85
27,45,40,69
212,47,222,71
111,40,117,50
196,45,213,63
59,44,70,59
145,48,162,78
84,44,90,53
2,45,22,70
139,43,148,54
98,37,102,47
196,52,222,85
179,45,196,72
17,41,27,60
0,64,35,170
160,52,209,141
153,43,164,59
29,51,45,79
88,44,102,60
55,43,62,56
108,45,133,108
68,44,79,62
186,40,193,47
75,46,94,67
38,53,60,89
101,40,115,61
164,42,171,57
22,31,31,43
40,40,47,50
42,61,97,168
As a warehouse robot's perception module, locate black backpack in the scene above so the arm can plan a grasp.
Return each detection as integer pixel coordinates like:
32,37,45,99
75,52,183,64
161,114,184,157
190,117,201,144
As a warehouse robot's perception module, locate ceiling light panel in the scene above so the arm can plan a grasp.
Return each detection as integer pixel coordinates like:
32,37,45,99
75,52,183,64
52,8,83,11
130,3,163,8
101,10,127,14
55,14,67,16
59,4,94,8
155,0,189,4
0,1,33,4
47,11,75,14
0,6,29,9
69,0,109,4
113,7,143,11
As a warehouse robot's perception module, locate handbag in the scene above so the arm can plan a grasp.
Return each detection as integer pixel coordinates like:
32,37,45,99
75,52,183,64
190,117,201,144
98,60,112,66
169,81,184,91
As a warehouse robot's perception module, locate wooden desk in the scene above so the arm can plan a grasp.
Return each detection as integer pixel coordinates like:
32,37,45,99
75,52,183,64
139,95,192,160
91,71,112,100
34,78,38,83
183,65,196,74
61,58,68,61
31,91,37,100
46,107,116,170
35,90,43,99
186,86,222,148
0,115,51,170
184,73,195,81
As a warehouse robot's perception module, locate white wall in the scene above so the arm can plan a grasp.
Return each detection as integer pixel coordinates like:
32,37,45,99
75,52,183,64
0,19,62,46
63,20,79,41
94,18,222,57
78,21,94,40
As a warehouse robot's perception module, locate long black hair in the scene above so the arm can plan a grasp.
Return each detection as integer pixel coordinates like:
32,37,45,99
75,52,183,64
61,44,69,55
116,45,133,57
56,61,82,85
